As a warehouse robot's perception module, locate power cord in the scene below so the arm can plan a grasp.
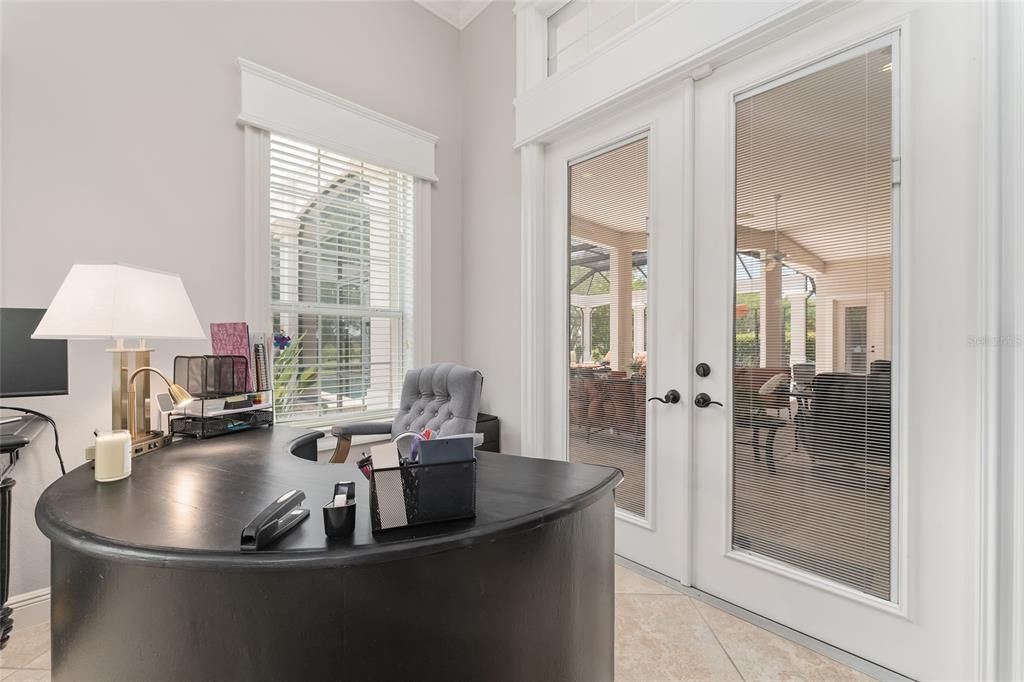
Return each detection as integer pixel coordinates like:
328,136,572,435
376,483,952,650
0,406,67,476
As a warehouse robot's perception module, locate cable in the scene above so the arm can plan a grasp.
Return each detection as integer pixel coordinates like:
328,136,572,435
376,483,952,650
0,406,66,476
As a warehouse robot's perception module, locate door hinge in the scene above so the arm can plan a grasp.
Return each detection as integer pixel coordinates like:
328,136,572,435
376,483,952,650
891,157,901,185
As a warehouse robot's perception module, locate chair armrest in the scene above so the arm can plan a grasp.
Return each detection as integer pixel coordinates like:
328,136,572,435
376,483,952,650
330,421,393,438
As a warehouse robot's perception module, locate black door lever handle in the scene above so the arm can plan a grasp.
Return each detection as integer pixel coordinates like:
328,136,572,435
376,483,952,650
694,393,724,408
648,389,681,405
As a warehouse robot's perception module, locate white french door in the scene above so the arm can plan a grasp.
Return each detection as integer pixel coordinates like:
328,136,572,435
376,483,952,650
690,10,979,679
547,84,690,580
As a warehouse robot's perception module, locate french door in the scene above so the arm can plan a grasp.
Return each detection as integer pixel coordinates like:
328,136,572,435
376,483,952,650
547,84,690,580
690,20,976,680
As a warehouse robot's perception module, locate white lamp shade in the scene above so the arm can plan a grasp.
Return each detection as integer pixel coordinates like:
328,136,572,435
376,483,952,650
32,264,205,341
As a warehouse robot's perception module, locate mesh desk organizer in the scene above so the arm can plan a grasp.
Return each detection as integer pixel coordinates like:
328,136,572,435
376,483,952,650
368,446,477,532
169,355,273,439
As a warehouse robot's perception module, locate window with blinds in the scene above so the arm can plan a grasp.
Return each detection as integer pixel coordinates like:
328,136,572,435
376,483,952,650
547,0,670,75
731,42,896,600
568,137,649,517
269,134,414,426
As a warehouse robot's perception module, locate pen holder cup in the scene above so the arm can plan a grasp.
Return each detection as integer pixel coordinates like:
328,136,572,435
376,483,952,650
369,458,477,532
322,501,357,538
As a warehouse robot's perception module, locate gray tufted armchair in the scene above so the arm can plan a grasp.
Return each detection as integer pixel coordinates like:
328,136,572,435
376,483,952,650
329,363,484,463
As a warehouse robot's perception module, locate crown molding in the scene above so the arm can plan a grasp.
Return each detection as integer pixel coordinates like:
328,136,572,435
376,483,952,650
415,0,493,30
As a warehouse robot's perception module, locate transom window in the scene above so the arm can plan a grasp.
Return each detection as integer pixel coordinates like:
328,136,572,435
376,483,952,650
547,0,670,75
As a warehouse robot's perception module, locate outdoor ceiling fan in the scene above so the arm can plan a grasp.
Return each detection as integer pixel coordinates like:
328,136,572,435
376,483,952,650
763,193,788,269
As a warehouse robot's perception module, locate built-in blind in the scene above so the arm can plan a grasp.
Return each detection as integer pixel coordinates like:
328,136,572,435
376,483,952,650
269,134,414,426
568,137,650,518
731,41,895,600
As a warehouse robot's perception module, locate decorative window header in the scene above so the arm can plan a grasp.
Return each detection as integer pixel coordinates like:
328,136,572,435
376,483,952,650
238,59,438,182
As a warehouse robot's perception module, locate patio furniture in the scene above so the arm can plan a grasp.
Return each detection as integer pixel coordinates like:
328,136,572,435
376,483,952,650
570,374,646,442
734,367,792,473
795,364,892,480
791,362,816,410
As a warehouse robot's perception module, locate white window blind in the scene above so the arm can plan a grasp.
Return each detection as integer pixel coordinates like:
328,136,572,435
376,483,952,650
269,133,414,426
731,41,895,600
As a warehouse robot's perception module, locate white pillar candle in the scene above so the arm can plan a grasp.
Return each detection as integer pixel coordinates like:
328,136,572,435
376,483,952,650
95,430,132,482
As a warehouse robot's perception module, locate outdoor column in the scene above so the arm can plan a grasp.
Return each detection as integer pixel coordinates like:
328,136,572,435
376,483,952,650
787,292,808,366
633,303,646,354
581,307,593,363
609,244,634,371
759,258,784,368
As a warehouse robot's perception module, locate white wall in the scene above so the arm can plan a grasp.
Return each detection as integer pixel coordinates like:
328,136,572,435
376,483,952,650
460,2,522,453
0,0,464,596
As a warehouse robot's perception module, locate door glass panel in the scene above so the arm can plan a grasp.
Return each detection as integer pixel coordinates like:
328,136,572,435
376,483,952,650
568,137,649,518
731,45,894,600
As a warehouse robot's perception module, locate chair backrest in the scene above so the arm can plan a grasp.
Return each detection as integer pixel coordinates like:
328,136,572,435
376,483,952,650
734,367,791,413
792,363,816,386
391,363,484,439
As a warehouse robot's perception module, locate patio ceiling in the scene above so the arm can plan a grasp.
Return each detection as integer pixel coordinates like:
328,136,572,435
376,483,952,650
567,46,892,277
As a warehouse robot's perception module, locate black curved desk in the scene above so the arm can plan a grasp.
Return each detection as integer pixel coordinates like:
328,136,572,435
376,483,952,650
35,426,621,681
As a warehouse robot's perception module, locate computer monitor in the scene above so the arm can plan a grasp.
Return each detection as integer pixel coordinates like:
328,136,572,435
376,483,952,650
0,308,68,398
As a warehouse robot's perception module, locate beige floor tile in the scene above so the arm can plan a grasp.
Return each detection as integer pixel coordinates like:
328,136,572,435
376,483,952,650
0,669,49,682
22,653,49,671
616,594,742,681
0,624,50,670
616,564,679,595
694,600,875,682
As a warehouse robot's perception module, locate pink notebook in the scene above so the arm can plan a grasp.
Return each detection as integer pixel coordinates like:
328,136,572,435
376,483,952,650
210,322,252,392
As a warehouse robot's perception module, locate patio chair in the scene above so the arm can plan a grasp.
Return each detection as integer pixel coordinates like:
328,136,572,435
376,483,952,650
329,362,484,463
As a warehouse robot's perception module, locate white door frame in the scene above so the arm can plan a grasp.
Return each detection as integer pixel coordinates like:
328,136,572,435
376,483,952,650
516,1,1017,677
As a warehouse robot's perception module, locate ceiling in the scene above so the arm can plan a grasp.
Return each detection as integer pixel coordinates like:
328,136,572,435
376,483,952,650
570,137,649,235
414,0,493,30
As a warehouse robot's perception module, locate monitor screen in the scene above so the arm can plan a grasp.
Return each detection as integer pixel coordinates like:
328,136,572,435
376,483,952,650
0,308,69,398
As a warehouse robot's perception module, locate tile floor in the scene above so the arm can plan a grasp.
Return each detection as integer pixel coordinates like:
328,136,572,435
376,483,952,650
0,565,873,681
614,565,874,681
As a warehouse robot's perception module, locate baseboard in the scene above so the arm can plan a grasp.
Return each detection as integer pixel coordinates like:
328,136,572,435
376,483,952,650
9,588,49,628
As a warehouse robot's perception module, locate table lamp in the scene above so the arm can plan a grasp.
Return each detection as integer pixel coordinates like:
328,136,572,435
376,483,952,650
33,264,205,454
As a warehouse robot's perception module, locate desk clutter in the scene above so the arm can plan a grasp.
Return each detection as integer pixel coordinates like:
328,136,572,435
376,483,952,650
169,354,273,439
360,431,478,532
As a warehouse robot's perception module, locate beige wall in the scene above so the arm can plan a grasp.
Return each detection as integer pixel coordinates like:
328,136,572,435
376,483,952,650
814,255,892,373
459,2,522,453
0,0,464,596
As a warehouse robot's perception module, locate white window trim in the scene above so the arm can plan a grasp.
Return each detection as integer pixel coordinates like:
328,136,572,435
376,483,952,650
240,60,434,428
513,0,847,146
238,59,438,181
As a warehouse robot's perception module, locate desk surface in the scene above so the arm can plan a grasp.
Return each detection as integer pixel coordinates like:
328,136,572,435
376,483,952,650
36,426,620,569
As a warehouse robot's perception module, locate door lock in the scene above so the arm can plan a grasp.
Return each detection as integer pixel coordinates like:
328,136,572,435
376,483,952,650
694,393,723,408
648,389,681,405
695,362,711,378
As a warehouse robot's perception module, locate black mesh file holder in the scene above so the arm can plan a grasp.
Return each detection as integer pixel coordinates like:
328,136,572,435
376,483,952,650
173,355,248,399
369,458,477,532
